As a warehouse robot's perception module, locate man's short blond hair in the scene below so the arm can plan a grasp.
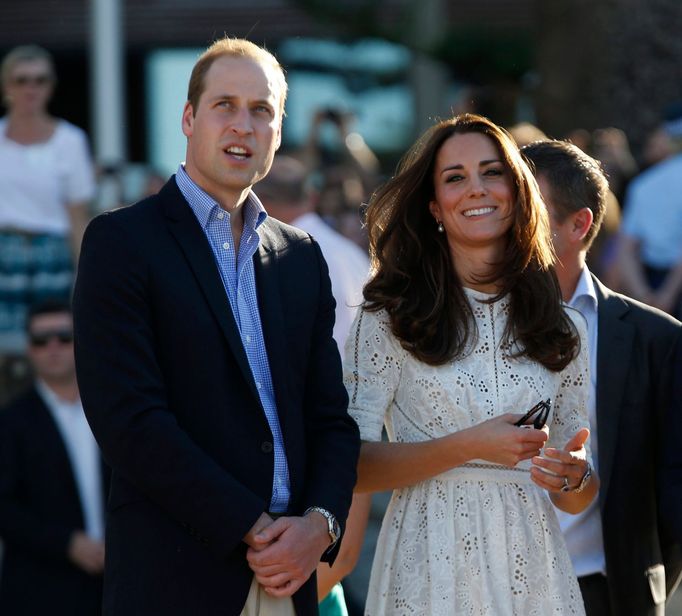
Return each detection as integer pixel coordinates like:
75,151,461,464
186,38,287,116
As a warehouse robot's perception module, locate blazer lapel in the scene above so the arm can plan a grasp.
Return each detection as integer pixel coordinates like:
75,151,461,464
594,276,634,507
159,179,260,404
253,225,291,432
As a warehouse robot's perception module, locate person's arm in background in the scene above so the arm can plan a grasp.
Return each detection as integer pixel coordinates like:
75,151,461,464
617,234,655,305
64,126,96,263
67,202,90,261
317,493,372,600
652,260,682,315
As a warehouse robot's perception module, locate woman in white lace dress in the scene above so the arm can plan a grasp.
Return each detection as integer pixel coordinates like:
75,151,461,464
345,114,598,615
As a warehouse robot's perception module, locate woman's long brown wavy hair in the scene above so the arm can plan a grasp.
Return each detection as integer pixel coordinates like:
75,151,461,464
363,113,579,371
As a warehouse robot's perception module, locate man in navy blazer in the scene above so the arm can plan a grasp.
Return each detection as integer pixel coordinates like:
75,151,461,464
662,333,682,548
73,38,359,616
0,300,108,615
523,140,682,616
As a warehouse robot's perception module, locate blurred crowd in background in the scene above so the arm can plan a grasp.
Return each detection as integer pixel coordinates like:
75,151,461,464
1,13,682,611
3,40,682,405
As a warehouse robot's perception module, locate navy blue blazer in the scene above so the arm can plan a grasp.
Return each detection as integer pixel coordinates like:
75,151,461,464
661,329,682,577
592,277,682,614
0,386,108,616
73,178,359,616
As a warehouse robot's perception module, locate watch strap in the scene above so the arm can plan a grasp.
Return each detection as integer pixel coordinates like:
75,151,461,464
304,506,340,546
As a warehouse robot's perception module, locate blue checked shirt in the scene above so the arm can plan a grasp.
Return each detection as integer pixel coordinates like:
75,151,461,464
176,165,291,513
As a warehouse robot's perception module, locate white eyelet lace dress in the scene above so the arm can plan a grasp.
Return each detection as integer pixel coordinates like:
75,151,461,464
344,289,591,616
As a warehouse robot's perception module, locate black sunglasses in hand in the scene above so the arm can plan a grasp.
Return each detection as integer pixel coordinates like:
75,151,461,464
514,399,551,430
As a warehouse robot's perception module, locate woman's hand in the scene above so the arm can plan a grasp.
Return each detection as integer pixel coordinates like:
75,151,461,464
530,428,589,493
530,427,598,514
464,414,548,467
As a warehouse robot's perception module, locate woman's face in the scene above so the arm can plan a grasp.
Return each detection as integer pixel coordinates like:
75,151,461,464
3,58,53,115
429,131,514,255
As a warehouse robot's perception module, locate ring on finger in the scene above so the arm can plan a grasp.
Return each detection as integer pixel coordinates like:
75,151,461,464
561,476,570,492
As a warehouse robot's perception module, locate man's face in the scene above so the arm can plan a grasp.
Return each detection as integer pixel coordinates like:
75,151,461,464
181,55,283,205
26,312,76,384
536,173,571,263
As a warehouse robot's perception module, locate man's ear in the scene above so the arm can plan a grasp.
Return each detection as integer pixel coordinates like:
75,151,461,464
181,102,194,138
572,207,594,243
274,119,283,151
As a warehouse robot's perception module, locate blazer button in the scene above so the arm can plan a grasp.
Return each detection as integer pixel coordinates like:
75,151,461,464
261,441,273,454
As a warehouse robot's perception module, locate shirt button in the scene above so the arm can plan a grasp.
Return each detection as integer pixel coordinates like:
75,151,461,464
261,441,273,454
222,242,230,250
217,212,225,219
256,382,262,390
246,335,251,343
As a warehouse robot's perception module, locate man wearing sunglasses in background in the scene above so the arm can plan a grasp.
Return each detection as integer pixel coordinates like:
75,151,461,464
0,299,108,616
522,140,682,616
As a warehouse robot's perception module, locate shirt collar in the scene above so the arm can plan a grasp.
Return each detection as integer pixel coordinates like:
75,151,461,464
175,164,268,232
568,266,598,312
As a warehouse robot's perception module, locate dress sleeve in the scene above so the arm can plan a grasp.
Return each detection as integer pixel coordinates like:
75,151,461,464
546,308,593,464
343,308,405,442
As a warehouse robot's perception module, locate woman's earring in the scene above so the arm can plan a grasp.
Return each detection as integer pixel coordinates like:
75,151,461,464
437,221,444,233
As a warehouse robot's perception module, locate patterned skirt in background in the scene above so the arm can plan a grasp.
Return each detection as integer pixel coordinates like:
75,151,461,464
0,230,73,354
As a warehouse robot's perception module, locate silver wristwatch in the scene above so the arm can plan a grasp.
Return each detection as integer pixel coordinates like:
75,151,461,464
304,506,340,546
573,462,593,494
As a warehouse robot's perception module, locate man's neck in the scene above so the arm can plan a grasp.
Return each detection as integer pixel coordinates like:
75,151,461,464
41,378,79,404
555,250,587,302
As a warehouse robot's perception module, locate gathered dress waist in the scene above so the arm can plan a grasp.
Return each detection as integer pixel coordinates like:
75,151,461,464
434,462,534,485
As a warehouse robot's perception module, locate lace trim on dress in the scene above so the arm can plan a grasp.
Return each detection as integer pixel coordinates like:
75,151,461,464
350,309,364,405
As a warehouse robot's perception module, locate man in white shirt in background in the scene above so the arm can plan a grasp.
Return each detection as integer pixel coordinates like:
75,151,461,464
522,140,682,616
618,113,682,318
257,154,373,611
0,299,107,616
257,155,369,350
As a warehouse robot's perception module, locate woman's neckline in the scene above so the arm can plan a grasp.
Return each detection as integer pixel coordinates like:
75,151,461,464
462,285,500,298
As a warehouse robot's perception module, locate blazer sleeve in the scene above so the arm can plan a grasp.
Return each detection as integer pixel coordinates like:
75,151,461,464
661,333,682,545
299,240,360,560
73,213,267,556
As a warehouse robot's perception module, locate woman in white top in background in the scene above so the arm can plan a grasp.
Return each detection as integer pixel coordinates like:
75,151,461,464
345,113,598,615
0,45,95,354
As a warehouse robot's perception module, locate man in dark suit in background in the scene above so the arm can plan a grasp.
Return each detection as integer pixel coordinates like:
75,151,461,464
522,140,682,616
662,330,682,545
0,300,107,615
73,37,359,616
